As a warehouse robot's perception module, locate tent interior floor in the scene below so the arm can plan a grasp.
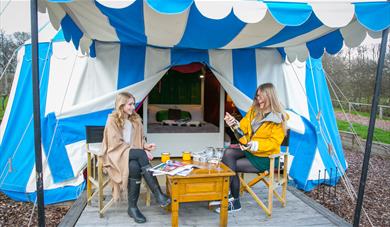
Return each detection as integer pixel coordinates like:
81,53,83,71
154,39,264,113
76,173,348,227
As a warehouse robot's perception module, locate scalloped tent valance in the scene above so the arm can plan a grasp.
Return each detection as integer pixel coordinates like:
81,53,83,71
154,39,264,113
40,0,390,61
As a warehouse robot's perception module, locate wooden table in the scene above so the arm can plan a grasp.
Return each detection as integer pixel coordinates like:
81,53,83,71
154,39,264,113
165,162,235,227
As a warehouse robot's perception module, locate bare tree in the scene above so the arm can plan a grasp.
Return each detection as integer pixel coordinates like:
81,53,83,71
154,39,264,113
323,42,390,109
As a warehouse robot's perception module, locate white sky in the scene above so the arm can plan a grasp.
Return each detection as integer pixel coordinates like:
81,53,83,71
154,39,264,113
1,0,48,35
0,0,383,46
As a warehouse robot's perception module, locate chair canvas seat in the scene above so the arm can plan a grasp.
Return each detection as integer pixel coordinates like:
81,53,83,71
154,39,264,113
88,143,103,156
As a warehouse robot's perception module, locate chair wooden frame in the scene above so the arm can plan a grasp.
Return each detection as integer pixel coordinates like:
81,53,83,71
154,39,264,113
239,131,290,217
85,126,151,218
85,126,114,218
239,152,288,216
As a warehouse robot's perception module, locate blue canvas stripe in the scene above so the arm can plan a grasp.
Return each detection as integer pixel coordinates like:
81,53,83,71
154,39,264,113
146,0,193,13
41,114,74,183
1,181,85,205
118,45,146,89
306,58,346,174
232,49,257,100
288,116,318,191
40,109,111,183
306,30,343,59
90,41,96,58
354,2,390,32
253,13,322,48
176,4,245,49
171,48,209,66
52,29,66,42
57,109,112,146
0,43,52,191
60,14,83,50
95,0,146,45
266,2,312,26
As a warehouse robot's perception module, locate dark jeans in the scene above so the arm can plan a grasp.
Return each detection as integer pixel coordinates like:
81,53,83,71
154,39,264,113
128,149,149,179
222,148,258,199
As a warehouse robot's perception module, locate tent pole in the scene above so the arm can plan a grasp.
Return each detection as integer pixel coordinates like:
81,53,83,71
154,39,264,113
30,0,45,226
353,28,388,226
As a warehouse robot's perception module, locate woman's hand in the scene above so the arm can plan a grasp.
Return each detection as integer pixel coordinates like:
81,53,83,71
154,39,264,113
224,112,238,127
239,141,258,152
239,143,251,151
144,143,156,151
145,150,154,161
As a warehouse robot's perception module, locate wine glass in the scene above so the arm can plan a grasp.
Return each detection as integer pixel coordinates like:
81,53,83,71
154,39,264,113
213,148,225,170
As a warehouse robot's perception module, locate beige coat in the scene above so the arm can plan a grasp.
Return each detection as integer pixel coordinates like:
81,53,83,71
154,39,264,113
101,114,145,201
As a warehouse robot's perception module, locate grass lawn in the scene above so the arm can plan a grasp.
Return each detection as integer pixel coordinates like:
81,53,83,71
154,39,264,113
334,107,390,121
337,119,390,144
0,96,8,122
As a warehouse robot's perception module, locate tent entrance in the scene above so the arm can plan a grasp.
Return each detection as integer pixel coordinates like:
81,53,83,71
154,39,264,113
143,63,225,157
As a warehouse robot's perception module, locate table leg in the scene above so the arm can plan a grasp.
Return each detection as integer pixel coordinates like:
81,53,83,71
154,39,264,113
220,176,230,227
171,198,179,227
171,180,179,227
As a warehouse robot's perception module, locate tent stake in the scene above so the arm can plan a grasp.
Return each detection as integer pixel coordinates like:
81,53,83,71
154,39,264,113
31,0,45,226
353,27,389,227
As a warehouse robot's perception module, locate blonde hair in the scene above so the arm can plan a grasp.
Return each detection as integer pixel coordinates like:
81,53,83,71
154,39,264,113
112,92,140,128
252,83,287,130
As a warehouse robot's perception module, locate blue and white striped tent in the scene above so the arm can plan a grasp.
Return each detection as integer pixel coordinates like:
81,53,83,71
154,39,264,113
0,0,389,204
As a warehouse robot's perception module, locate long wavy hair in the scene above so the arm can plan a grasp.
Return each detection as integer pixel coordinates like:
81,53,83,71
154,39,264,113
111,92,140,128
252,83,287,130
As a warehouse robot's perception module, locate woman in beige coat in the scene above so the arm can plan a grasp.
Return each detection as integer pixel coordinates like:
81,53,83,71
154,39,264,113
101,92,170,223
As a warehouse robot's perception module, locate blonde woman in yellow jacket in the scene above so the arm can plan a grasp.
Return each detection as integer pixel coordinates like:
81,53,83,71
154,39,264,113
216,83,287,213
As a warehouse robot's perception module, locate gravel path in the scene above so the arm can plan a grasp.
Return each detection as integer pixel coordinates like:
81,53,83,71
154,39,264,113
335,112,390,131
305,148,390,227
0,193,69,226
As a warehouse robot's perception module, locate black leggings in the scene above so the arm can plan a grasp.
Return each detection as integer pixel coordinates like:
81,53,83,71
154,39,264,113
222,148,258,199
128,149,149,179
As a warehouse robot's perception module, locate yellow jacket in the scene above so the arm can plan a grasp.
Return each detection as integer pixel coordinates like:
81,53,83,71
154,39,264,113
239,107,285,157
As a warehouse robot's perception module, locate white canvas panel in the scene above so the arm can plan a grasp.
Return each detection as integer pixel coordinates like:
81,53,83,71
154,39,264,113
144,47,171,79
144,1,189,47
255,49,288,106
311,2,354,28
307,149,328,181
45,42,88,116
65,0,119,42
282,60,310,119
65,140,88,176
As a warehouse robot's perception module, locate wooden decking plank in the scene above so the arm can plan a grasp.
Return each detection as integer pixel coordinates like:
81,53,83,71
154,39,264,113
76,181,340,226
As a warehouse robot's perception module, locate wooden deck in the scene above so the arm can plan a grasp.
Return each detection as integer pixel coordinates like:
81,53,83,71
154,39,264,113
76,174,350,227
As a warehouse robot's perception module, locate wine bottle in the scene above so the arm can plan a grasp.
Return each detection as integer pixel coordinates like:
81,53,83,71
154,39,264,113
230,123,248,146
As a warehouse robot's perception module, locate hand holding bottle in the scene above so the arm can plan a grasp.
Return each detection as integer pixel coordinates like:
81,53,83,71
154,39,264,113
225,112,248,146
224,112,238,127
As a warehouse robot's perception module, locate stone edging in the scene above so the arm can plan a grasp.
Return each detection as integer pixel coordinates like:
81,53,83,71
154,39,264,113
287,186,351,227
339,131,390,158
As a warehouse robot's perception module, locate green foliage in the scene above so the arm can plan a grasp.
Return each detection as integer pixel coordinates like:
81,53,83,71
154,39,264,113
337,119,390,144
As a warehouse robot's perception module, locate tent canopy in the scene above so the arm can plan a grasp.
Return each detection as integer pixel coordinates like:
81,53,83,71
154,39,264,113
1,0,388,204
40,0,390,61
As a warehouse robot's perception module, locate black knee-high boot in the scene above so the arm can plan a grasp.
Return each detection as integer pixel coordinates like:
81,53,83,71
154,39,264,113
141,165,171,207
127,178,146,223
